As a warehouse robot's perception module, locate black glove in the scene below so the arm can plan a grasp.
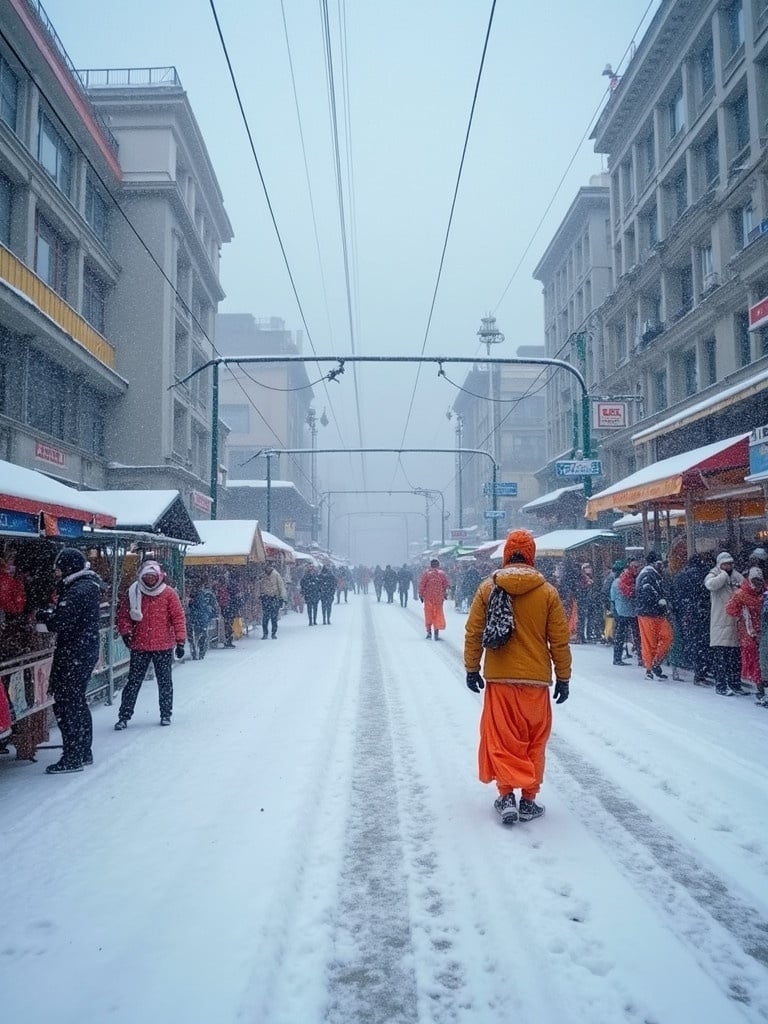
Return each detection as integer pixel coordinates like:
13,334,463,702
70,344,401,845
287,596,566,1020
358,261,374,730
419,596,424,603
36,607,54,624
553,680,569,704
121,634,133,649
175,643,186,659
466,671,485,693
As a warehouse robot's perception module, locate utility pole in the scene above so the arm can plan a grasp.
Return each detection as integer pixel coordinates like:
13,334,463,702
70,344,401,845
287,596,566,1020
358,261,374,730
477,314,504,506
446,409,464,529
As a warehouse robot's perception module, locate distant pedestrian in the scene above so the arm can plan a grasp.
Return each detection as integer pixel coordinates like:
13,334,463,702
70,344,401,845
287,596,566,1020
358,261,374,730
300,563,321,625
726,566,764,693
635,552,673,680
419,558,450,640
186,579,218,660
464,529,571,825
36,548,102,773
705,552,746,696
670,555,712,685
318,564,337,624
373,565,384,602
610,557,641,666
397,564,413,607
260,562,287,639
115,560,186,729
383,564,398,604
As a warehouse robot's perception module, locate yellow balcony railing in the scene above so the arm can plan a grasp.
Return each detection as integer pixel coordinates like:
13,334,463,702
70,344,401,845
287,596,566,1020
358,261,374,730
0,242,116,370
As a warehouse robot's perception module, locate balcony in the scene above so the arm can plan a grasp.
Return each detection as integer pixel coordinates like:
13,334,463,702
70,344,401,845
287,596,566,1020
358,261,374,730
0,242,116,369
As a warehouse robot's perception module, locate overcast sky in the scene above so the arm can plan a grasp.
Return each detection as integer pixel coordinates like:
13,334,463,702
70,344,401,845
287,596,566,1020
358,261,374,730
44,0,660,561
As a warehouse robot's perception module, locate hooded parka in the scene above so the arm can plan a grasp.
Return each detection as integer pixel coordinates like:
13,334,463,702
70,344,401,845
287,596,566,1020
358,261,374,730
705,566,745,646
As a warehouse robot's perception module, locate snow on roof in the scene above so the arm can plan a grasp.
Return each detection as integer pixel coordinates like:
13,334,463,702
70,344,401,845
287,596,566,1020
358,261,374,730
186,520,265,562
86,490,179,528
489,528,617,560
522,484,583,512
261,529,296,559
589,433,751,502
612,510,685,528
0,460,114,519
225,479,297,489
633,369,768,443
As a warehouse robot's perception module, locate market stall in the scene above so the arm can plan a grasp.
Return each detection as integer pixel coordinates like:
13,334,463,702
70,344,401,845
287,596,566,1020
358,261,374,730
489,528,621,580
185,519,266,634
0,461,116,758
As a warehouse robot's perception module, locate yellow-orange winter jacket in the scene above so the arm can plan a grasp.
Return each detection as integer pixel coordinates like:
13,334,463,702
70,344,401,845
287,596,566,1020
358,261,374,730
464,565,572,687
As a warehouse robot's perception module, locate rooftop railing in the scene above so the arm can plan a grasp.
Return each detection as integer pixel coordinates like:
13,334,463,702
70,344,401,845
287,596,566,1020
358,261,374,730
76,67,182,89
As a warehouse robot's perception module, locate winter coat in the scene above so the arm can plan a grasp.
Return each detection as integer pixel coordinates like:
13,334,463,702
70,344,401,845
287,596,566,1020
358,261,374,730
259,570,287,601
187,588,217,629
759,594,768,680
317,568,337,600
45,569,103,663
0,568,26,615
670,564,710,625
610,575,636,618
118,585,186,652
705,566,744,646
461,567,483,603
464,564,571,687
418,567,450,604
635,565,668,618
725,580,763,644
383,567,398,593
300,571,321,602
397,567,413,590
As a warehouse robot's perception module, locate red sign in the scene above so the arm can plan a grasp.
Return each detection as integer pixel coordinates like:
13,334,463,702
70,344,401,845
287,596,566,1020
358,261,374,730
35,441,66,467
450,529,470,539
749,296,768,331
592,401,627,430
190,489,213,513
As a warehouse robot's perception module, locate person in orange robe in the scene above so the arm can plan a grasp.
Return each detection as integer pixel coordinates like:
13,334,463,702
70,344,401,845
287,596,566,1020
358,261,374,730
464,529,572,825
418,558,450,640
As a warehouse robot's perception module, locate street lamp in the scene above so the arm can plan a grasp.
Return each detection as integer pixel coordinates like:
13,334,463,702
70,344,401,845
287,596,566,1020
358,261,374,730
413,487,446,546
477,314,504,478
445,408,464,528
306,407,328,542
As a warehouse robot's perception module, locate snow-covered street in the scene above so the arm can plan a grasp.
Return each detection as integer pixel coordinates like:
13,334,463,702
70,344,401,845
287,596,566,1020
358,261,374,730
3,593,768,1024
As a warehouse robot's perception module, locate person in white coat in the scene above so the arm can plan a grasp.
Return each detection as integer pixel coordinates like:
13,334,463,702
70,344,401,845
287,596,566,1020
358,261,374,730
705,552,746,696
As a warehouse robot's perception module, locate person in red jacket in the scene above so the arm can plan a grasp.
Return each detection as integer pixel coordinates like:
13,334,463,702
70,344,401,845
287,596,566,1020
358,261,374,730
418,558,450,640
115,560,186,729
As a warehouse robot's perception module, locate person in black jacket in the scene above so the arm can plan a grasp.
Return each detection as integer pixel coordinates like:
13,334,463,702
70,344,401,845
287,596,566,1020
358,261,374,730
635,552,673,680
36,548,103,773
383,564,398,604
317,564,337,624
397,564,413,607
671,554,713,685
300,563,321,625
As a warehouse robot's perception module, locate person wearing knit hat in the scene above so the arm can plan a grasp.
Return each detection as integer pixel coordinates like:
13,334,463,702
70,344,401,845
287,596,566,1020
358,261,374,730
115,560,187,728
464,528,571,825
705,552,745,695
725,565,765,701
418,558,450,639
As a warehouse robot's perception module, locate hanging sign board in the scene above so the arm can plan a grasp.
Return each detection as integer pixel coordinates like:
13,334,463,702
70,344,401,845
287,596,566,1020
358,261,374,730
592,401,627,429
749,296,768,331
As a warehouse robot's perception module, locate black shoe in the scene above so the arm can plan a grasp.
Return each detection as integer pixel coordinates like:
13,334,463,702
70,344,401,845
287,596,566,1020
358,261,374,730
715,684,735,696
518,798,545,821
224,641,235,648
652,665,668,679
271,634,277,639
494,792,518,825
730,684,748,695
45,760,83,774
613,660,630,666
434,630,441,640
262,632,269,639
426,630,432,639
83,752,93,766
644,670,654,680
160,715,171,726
114,719,128,731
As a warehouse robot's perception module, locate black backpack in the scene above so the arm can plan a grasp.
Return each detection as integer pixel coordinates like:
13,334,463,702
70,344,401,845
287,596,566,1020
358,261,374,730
482,575,515,649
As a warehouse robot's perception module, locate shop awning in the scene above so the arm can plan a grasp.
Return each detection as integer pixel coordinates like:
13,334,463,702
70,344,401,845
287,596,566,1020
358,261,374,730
0,460,116,536
261,529,296,562
88,490,200,544
522,484,583,513
489,529,617,560
185,519,266,565
586,433,751,519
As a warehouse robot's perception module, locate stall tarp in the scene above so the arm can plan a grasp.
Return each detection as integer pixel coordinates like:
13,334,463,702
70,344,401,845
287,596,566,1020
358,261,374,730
586,434,751,518
489,529,618,560
0,459,116,534
522,484,583,513
612,510,686,529
87,490,201,544
261,530,296,562
186,520,266,565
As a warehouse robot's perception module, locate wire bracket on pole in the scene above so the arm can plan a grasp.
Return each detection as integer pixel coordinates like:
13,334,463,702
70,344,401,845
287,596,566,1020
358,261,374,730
437,360,446,378
327,360,345,383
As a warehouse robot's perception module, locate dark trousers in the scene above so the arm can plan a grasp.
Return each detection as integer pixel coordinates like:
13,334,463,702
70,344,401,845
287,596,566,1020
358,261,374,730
613,615,640,662
385,588,395,604
50,650,98,767
222,612,234,644
119,649,174,720
262,596,280,637
306,599,319,624
399,587,409,607
190,623,209,659
711,646,741,688
374,584,382,601
320,595,334,623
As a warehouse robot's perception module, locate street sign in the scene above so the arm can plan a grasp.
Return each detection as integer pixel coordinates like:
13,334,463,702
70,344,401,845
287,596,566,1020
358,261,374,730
494,482,518,497
555,459,603,477
482,482,491,496
450,528,470,539
592,401,627,430
484,509,507,520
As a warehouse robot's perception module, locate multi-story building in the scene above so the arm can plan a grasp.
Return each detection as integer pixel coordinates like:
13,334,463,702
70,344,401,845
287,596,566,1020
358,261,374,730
216,314,318,504
0,0,231,511
590,0,768,482
532,175,613,492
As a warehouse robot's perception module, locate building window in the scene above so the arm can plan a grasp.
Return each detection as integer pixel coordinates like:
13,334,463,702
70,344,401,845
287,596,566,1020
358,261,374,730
0,53,18,132
669,90,685,139
700,244,714,287
37,112,72,197
34,214,68,299
645,205,658,247
643,131,655,179
726,2,745,55
26,351,72,441
732,91,750,153
85,177,109,245
700,40,715,97
172,402,188,458
680,265,694,310
220,403,250,433
82,268,106,333
735,311,751,366
674,173,688,218
0,174,11,247
79,387,105,456
703,132,719,187
704,337,717,385
653,369,668,411
174,329,188,380
683,350,697,397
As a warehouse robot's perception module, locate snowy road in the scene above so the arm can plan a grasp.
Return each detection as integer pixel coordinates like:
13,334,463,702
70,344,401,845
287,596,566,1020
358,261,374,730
3,593,768,1023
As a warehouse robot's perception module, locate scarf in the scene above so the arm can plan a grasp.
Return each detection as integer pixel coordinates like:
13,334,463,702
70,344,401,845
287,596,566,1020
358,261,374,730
128,562,167,622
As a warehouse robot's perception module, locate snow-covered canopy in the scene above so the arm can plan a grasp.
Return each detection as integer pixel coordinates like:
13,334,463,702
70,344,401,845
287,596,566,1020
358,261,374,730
261,529,296,561
521,484,583,513
489,528,617,560
612,510,686,529
186,520,266,565
87,489,200,543
586,433,750,518
0,459,116,531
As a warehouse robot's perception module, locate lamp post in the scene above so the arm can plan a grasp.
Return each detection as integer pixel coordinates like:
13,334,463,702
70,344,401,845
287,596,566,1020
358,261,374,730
477,314,504,484
413,487,446,546
305,406,328,543
446,409,465,528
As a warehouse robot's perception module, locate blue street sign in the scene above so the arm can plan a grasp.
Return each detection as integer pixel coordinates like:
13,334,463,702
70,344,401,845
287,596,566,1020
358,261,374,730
484,509,507,520
494,482,518,497
555,459,603,478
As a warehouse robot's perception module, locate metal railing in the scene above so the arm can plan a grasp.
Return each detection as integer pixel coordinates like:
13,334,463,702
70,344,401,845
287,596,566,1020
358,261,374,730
76,67,182,89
